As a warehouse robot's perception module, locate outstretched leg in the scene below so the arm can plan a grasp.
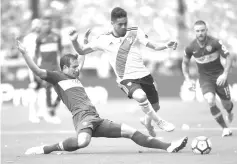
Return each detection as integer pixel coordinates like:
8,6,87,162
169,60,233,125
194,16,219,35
93,120,187,153
25,128,92,155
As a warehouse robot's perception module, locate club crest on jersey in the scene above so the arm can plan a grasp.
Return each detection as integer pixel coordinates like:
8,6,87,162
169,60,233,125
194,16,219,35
127,82,132,86
126,36,134,45
206,45,212,52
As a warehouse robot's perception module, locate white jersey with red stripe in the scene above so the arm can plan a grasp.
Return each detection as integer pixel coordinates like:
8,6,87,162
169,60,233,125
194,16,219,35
89,27,150,82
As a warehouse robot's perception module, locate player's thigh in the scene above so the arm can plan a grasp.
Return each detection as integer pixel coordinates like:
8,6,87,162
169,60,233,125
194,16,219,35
92,119,122,138
201,81,216,104
216,82,231,101
140,83,159,106
119,80,146,101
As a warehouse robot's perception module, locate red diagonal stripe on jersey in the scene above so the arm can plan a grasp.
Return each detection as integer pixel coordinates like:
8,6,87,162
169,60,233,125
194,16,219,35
115,30,137,79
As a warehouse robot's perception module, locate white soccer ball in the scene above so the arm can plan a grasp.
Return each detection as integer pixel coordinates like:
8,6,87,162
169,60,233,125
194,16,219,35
191,136,212,155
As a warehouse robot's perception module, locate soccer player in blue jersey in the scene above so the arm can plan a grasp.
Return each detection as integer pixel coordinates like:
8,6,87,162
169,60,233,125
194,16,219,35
182,20,234,137
70,7,178,137
16,39,187,155
35,16,62,123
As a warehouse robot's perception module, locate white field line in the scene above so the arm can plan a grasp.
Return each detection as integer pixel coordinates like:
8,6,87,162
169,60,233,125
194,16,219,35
1,127,237,135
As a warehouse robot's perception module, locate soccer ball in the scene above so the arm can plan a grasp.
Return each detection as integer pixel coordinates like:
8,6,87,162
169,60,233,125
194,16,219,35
191,136,212,154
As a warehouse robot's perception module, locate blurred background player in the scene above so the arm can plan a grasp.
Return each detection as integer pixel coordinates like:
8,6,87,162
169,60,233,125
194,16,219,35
23,18,41,123
15,39,187,155
34,16,62,124
182,20,234,137
70,7,178,137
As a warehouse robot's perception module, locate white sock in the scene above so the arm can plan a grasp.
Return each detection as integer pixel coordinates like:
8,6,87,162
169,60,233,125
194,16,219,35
139,100,161,124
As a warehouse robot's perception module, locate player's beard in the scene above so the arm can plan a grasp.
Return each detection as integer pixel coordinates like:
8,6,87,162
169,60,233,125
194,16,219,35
118,29,127,37
197,34,206,42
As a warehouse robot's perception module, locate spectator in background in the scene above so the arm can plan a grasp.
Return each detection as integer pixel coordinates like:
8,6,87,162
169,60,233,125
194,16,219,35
34,16,62,124
23,19,42,123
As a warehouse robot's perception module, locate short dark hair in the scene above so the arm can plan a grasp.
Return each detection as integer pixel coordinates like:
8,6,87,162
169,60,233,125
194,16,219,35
60,54,78,70
194,20,206,26
111,7,127,21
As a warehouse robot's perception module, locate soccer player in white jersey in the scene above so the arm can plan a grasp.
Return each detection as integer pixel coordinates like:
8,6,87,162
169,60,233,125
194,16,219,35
70,7,178,137
16,39,188,155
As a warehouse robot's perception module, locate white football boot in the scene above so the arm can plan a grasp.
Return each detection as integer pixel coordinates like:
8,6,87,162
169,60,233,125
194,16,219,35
157,119,175,132
167,136,188,153
222,128,233,137
25,146,45,155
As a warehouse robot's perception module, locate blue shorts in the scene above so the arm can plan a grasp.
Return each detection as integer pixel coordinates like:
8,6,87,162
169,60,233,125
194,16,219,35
73,114,122,138
119,74,159,104
199,79,231,100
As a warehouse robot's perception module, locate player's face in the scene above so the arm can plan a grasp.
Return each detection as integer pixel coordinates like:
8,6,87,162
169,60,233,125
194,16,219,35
66,59,80,78
41,19,52,33
112,17,128,37
194,24,207,42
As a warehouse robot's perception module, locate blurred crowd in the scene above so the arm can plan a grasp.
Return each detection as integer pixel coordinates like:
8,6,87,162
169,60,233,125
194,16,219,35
1,0,237,78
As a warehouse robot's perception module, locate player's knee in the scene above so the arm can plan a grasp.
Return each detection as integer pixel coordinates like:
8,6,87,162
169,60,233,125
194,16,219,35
77,133,91,148
121,123,137,138
204,93,216,107
132,89,147,103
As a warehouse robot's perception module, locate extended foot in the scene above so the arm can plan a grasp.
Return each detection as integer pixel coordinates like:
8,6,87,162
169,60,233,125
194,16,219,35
157,119,175,132
25,146,44,155
167,137,188,153
140,117,156,137
222,128,233,137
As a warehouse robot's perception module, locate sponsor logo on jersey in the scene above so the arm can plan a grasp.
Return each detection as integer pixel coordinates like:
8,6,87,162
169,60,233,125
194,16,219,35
127,82,132,86
194,52,219,64
58,79,83,91
40,43,58,52
126,36,134,45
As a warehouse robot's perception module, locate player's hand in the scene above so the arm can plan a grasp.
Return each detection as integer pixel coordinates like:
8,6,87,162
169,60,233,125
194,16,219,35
216,73,227,86
28,82,37,89
166,41,178,50
16,39,26,54
84,28,92,44
69,28,79,42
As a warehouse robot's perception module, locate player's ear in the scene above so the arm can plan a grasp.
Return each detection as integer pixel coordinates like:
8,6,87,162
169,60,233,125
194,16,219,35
63,65,68,70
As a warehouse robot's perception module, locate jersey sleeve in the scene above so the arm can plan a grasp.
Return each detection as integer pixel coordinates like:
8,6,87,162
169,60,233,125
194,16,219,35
216,40,229,58
88,35,108,51
137,27,149,46
43,71,61,85
184,46,193,59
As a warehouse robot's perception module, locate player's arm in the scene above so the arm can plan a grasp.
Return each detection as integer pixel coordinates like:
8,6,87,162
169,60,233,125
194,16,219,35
146,41,177,51
16,39,47,79
218,40,233,75
182,54,192,81
137,28,177,51
216,40,234,86
34,37,41,65
182,48,196,90
75,29,91,72
57,34,63,66
69,29,97,55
